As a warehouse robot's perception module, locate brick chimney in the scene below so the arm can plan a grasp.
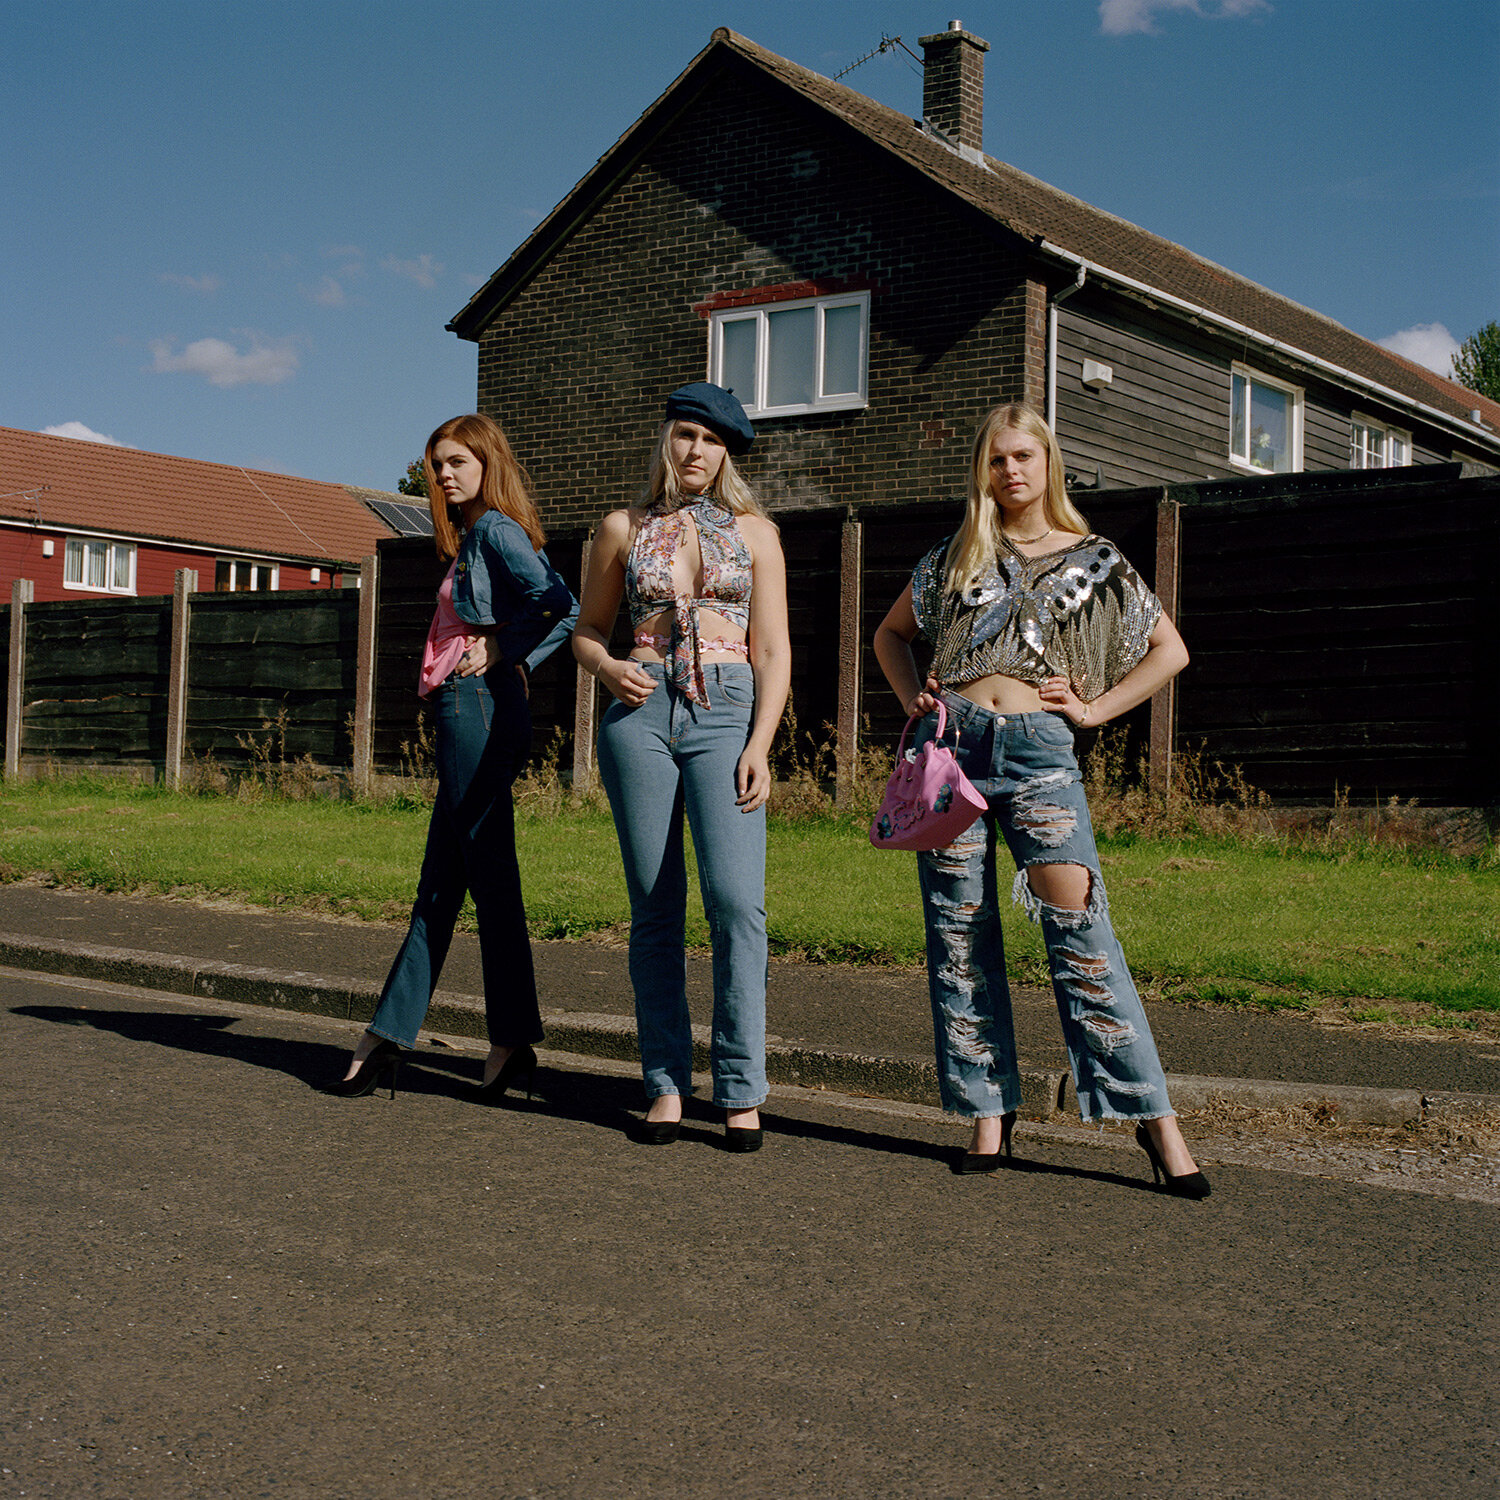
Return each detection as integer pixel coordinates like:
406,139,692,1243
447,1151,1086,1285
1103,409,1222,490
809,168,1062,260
919,20,989,154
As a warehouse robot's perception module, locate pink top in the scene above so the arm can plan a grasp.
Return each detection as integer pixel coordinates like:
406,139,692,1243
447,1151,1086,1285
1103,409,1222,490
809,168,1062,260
418,562,474,697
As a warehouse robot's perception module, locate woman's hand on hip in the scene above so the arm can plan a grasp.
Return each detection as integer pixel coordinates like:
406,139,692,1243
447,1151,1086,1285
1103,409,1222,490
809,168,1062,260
735,748,772,812
457,634,497,676
600,657,657,706
1038,675,1088,724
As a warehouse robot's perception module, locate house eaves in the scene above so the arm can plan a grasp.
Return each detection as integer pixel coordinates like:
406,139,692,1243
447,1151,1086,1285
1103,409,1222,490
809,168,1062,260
450,26,1500,456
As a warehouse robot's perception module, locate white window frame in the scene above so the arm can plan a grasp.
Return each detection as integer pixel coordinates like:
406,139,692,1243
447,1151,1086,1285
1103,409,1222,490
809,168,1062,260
216,558,280,592
62,535,136,595
1350,414,1412,470
708,292,870,418
1229,363,1304,474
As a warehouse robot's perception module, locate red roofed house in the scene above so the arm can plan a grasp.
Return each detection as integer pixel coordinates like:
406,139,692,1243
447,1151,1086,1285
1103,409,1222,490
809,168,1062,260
0,426,404,604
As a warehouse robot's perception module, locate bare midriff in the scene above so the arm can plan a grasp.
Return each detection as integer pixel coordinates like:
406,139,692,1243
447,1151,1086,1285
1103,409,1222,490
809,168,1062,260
628,606,749,664
950,672,1046,714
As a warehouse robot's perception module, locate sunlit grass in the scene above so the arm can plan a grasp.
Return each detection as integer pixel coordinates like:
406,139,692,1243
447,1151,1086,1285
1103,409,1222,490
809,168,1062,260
2,776,1495,1014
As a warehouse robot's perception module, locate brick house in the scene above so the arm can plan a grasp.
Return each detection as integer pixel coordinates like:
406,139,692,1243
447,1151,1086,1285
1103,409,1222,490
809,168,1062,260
1,426,404,604
448,24,1500,529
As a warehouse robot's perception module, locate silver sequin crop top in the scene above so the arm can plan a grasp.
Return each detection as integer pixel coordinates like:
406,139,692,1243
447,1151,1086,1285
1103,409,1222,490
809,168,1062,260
910,533,1161,702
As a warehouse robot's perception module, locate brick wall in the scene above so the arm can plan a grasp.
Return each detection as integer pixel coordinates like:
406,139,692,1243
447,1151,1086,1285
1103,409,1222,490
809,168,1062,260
475,66,1044,533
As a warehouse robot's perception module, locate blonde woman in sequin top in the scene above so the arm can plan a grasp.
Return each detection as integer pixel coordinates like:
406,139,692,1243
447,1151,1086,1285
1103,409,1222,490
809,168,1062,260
873,403,1209,1197
573,384,790,1151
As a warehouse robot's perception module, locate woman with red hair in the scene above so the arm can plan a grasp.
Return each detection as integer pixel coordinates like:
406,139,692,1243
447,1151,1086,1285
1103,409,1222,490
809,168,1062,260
330,414,577,1102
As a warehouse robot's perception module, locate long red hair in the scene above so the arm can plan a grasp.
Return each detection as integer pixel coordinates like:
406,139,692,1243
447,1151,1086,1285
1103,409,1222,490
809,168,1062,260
423,413,545,561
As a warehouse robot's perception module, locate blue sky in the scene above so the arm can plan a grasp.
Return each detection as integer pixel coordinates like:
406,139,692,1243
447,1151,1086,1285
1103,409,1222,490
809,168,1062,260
4,0,1496,491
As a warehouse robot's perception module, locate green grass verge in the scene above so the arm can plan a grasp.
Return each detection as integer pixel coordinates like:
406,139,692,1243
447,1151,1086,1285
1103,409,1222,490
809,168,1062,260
2,777,1496,1014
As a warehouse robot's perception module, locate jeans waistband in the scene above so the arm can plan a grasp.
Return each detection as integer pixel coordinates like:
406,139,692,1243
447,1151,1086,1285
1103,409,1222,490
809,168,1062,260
939,692,1068,737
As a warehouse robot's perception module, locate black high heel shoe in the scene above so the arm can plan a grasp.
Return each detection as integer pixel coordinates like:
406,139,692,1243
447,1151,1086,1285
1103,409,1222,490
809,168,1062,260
1136,1124,1212,1199
955,1110,1016,1174
723,1123,763,1153
326,1038,402,1099
475,1044,538,1102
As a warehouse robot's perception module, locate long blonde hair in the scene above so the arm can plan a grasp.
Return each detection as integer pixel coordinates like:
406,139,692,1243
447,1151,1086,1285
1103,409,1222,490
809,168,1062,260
641,421,769,520
424,413,546,562
943,403,1089,595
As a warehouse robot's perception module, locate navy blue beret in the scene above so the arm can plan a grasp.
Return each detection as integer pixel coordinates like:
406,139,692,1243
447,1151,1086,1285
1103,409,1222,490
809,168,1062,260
663,382,754,456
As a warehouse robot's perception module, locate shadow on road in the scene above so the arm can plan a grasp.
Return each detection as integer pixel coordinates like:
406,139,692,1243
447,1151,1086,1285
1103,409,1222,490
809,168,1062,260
14,1001,1161,1191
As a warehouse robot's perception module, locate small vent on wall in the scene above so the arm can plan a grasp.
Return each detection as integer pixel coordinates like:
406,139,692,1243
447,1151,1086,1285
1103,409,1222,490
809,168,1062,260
1081,359,1113,391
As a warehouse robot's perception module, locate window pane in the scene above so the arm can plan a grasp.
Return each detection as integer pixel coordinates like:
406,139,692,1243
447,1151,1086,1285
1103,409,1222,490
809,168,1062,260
1231,373,1248,460
822,303,863,396
720,318,757,405
1351,422,1373,469
87,543,106,588
1248,382,1291,472
765,305,815,408
112,545,132,591
1391,433,1409,466
216,560,233,591
64,538,84,583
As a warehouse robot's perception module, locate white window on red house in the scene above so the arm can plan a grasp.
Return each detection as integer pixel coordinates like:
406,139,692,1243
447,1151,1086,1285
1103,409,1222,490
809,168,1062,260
1230,364,1304,474
709,292,869,418
63,536,136,594
215,559,279,592
1350,416,1412,469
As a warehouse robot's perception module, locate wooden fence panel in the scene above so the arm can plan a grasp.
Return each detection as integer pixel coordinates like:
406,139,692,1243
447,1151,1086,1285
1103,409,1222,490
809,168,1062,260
1177,475,1500,803
21,597,173,762
186,590,360,765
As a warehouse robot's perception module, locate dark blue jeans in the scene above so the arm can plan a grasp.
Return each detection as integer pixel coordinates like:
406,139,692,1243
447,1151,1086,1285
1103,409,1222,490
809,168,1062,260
367,669,542,1050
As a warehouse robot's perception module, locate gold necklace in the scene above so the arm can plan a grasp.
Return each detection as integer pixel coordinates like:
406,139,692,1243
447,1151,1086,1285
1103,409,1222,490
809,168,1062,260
1003,525,1053,547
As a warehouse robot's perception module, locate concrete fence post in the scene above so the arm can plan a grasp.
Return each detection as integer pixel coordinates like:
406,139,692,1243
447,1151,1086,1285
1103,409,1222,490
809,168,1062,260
835,517,864,811
352,553,379,796
571,530,596,795
6,578,35,781
1149,494,1181,801
164,568,198,789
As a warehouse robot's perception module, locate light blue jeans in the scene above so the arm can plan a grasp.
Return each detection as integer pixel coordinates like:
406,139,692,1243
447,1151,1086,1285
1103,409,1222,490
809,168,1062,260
915,695,1175,1124
597,662,768,1110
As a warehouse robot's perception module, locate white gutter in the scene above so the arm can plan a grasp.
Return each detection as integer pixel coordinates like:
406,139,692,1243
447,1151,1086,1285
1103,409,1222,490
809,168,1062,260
1037,240,1498,454
1046,262,1087,427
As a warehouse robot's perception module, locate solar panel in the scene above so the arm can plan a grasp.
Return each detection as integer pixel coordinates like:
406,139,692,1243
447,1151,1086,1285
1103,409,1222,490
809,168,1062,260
366,498,433,536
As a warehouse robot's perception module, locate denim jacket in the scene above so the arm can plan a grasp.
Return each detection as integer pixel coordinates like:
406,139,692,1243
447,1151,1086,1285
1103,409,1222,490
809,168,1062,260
452,510,578,675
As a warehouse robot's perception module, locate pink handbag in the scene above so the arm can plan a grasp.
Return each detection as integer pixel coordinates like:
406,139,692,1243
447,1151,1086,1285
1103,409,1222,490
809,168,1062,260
869,700,987,852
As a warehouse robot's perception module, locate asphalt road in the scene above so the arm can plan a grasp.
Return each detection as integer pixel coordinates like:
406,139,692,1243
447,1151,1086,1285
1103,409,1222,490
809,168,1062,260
3,970,1496,1499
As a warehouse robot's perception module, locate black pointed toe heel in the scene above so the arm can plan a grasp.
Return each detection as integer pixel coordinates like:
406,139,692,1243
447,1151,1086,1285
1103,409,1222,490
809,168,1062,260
1136,1124,1211,1200
636,1119,682,1145
955,1110,1016,1173
326,1038,403,1099
476,1043,538,1102
723,1125,763,1153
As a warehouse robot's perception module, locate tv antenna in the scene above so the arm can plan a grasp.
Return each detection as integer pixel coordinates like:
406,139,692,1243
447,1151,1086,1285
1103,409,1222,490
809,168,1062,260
834,34,923,81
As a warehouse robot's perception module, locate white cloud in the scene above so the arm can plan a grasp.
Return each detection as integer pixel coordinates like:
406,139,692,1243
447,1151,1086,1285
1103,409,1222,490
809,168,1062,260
1377,322,1459,377
380,253,443,288
41,421,131,446
302,275,347,307
325,244,366,278
1100,0,1271,36
159,272,223,295
148,333,300,387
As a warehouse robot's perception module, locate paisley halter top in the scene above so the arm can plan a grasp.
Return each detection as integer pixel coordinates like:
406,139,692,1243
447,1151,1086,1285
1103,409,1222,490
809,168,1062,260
625,496,753,707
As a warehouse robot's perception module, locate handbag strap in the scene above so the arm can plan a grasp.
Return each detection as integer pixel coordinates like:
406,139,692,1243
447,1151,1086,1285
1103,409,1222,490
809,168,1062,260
896,697,953,758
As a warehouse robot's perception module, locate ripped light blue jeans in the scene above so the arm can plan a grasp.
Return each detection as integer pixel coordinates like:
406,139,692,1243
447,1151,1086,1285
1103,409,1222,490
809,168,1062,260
915,694,1174,1124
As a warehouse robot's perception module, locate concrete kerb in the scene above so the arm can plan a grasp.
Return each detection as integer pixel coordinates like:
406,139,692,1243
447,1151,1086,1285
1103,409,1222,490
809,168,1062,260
3,930,1492,1129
